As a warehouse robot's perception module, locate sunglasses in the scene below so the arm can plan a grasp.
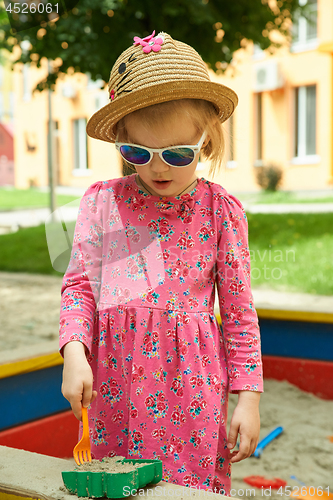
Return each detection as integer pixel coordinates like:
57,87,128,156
115,131,206,168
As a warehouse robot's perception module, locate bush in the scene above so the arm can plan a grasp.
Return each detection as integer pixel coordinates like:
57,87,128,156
256,164,283,191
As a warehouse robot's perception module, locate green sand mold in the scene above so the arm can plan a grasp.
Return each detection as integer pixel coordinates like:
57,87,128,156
62,458,163,498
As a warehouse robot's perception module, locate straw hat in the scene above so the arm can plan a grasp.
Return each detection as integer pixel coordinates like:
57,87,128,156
86,31,238,143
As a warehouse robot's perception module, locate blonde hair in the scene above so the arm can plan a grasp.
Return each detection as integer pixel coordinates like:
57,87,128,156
116,99,225,176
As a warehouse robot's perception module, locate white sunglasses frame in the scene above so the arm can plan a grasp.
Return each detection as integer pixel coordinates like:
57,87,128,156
115,131,207,168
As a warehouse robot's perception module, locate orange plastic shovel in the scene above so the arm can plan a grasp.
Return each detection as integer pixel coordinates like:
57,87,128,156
73,406,92,466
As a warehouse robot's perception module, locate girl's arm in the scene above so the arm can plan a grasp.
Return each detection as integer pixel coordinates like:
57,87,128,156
215,192,263,462
59,182,104,419
60,182,104,354
227,391,260,463
61,341,97,421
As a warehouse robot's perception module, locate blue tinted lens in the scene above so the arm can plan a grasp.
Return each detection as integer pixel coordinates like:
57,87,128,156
120,145,151,165
162,148,194,166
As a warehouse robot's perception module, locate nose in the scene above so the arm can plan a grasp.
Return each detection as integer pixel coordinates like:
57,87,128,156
149,153,170,172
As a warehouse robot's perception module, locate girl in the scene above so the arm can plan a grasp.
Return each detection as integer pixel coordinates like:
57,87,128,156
60,31,263,495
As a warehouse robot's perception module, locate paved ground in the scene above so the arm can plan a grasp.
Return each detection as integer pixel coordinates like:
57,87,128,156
1,200,333,233
0,205,80,232
242,201,333,213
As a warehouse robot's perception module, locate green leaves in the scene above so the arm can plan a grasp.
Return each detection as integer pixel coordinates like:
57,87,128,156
0,0,301,89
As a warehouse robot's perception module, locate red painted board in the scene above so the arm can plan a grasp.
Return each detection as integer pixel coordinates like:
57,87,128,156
0,410,79,458
263,355,333,400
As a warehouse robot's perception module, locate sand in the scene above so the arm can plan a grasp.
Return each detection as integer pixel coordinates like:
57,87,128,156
76,456,151,473
228,380,333,499
1,272,333,497
0,271,62,351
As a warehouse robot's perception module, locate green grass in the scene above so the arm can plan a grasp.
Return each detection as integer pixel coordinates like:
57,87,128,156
247,212,333,295
0,213,332,295
0,225,61,275
0,187,79,211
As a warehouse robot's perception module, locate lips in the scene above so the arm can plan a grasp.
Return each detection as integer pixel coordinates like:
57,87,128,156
152,180,172,190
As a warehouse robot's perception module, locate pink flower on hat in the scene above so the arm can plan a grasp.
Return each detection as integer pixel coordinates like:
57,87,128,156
133,30,164,53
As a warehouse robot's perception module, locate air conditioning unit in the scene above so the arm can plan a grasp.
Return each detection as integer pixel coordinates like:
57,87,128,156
254,60,284,92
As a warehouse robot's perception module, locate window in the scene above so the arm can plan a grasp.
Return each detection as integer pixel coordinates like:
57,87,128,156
73,118,89,173
254,93,263,164
292,0,318,52
294,85,318,161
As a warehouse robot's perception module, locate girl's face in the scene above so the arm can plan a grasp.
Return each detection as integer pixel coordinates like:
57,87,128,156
123,114,203,197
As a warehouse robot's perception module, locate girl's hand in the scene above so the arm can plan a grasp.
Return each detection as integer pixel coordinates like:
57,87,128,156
61,341,97,421
227,391,261,463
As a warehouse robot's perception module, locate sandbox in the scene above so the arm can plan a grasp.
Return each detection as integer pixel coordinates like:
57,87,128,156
0,446,239,500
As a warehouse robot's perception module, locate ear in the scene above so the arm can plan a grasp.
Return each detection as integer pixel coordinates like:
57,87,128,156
202,135,210,148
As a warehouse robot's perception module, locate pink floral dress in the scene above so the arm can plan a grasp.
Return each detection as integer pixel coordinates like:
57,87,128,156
59,174,263,495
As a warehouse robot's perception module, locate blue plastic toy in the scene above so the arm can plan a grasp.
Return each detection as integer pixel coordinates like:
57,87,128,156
252,426,284,458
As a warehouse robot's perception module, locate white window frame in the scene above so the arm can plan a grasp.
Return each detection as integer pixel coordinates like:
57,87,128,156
291,0,318,53
72,118,91,176
292,84,320,165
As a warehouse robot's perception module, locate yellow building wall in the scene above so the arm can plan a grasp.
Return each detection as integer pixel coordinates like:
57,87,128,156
13,58,122,189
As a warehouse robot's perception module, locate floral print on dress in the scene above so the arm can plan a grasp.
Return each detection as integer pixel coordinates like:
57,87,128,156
59,174,263,495
145,391,169,422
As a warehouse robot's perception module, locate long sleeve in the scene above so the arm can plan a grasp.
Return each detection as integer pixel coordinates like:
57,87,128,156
216,194,263,393
59,182,104,354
